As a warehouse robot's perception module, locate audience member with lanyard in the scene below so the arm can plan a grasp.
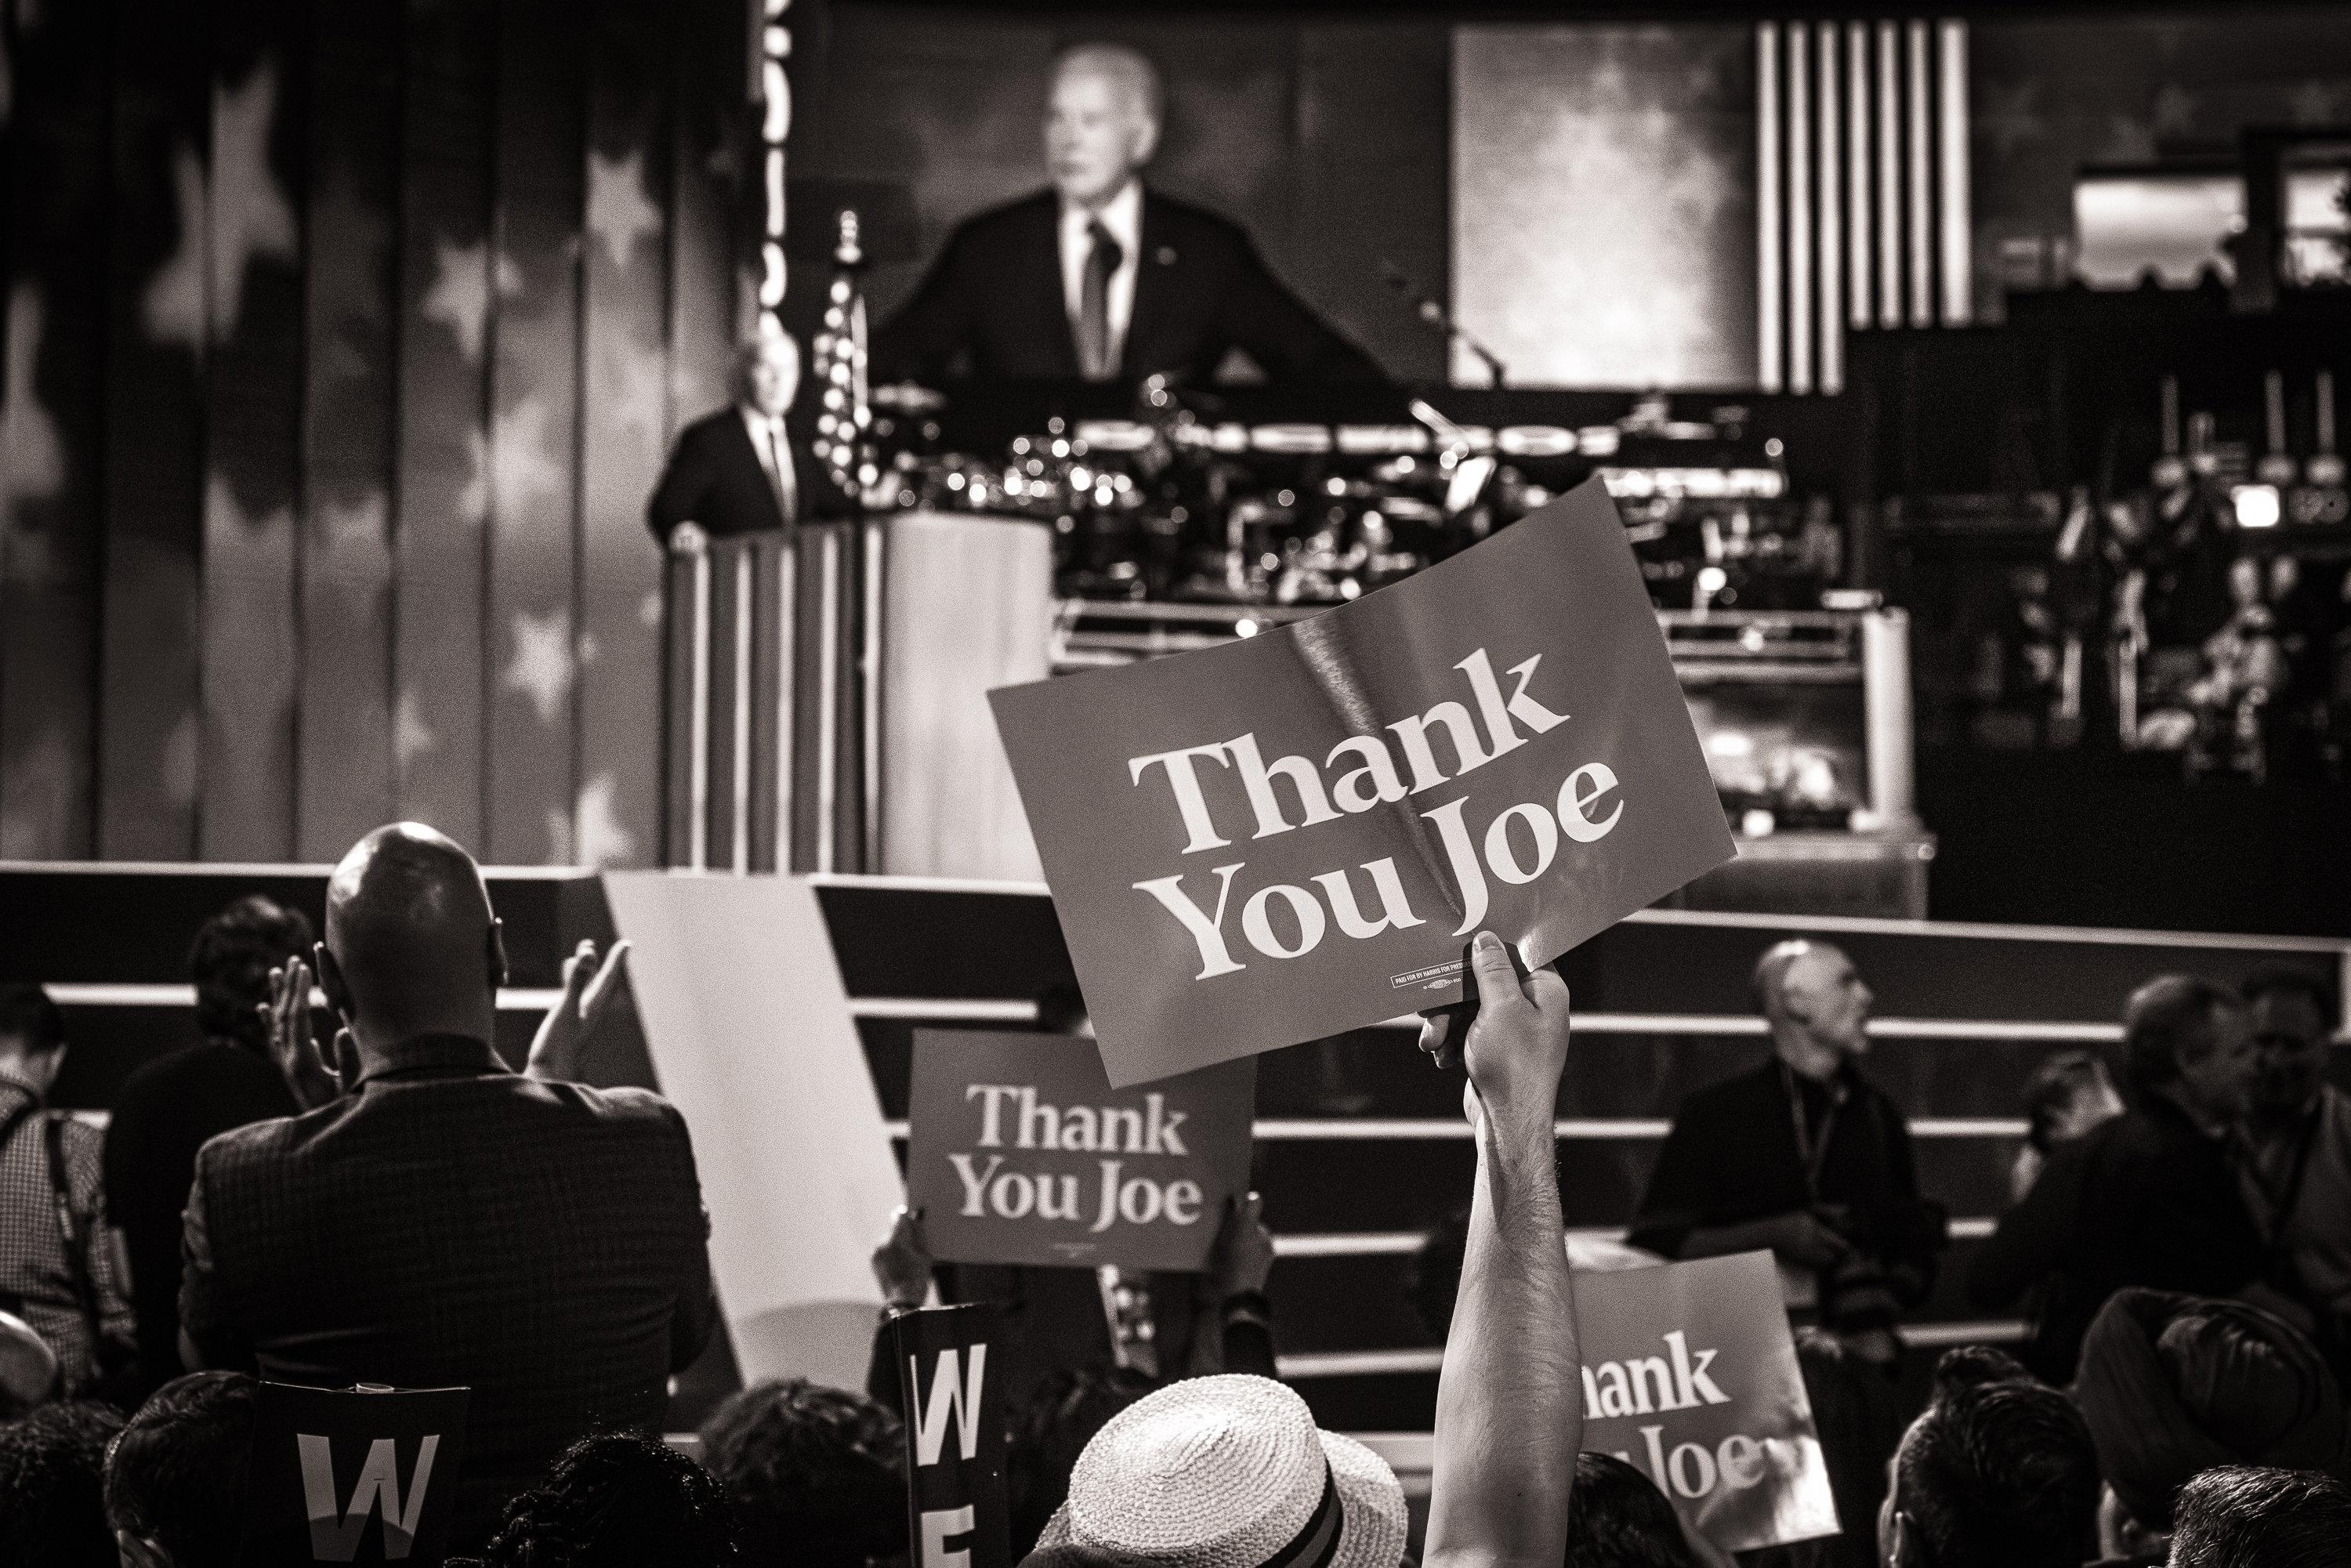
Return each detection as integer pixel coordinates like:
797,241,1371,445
1627,941,1944,1366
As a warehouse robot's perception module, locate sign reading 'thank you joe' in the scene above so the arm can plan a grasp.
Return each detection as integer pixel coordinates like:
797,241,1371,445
906,1029,1255,1273
989,476,1736,1087
1574,1251,1838,1554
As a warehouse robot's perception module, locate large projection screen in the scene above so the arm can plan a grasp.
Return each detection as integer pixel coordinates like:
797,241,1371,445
1453,25,1759,389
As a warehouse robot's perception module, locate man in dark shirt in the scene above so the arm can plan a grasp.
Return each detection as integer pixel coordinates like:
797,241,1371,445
873,43,1382,388
178,824,715,1551
1969,976,2265,1385
1628,941,1940,1365
103,895,306,1403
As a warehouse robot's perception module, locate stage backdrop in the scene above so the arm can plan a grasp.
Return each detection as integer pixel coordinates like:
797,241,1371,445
0,0,760,865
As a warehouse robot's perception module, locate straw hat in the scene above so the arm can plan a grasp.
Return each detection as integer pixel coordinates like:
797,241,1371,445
1024,1374,1407,1568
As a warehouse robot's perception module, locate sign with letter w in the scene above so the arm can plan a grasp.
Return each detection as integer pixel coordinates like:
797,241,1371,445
893,1305,1010,1568
241,1383,471,1566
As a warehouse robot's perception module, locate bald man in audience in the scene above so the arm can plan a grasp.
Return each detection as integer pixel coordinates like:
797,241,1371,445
176,823,715,1552
875,42,1382,387
1629,941,1943,1365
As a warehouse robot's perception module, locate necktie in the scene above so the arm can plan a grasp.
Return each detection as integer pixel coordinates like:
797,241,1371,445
1078,219,1122,381
754,418,798,525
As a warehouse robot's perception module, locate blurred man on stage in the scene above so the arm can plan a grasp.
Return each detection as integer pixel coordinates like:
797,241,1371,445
874,43,1382,388
1629,940,1943,1366
647,335,809,555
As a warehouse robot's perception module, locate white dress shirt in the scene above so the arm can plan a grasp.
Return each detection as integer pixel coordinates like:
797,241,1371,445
1060,178,1143,371
737,406,798,523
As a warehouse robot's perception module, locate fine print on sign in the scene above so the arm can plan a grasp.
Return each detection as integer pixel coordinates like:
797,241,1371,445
1574,1252,1838,1554
906,1029,1256,1273
991,476,1736,1087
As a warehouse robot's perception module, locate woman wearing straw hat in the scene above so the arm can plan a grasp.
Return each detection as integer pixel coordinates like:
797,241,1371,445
1023,932,1584,1568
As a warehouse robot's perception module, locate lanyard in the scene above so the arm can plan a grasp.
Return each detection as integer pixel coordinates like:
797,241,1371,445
1784,1063,1844,1199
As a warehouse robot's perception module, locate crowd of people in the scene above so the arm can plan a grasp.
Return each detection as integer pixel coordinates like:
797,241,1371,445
0,820,2346,1566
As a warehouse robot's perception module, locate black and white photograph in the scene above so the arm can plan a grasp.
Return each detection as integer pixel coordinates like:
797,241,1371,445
2,0,2349,1563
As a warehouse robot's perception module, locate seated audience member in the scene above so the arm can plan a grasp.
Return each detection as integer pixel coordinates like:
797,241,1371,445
1561,1451,1703,1568
101,1371,255,1568
0,1398,125,1568
2167,1465,2351,1568
2072,1290,2347,1563
176,824,714,1552
1025,1375,1408,1567
697,1378,907,1568
868,1184,1281,1414
1969,976,2265,1383
1031,931,1580,1566
2008,1050,2125,1204
1007,1363,1157,1556
1876,1363,2101,1568
473,1431,734,1568
1628,942,1943,1366
103,896,308,1403
2234,966,2351,1350
0,1309,60,1419
0,985,133,1402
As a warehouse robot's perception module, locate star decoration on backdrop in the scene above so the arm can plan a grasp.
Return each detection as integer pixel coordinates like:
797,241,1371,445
594,329,668,447
143,146,208,350
393,688,437,770
1976,80,2045,159
502,606,576,729
571,771,639,868
1,285,65,572
421,238,522,363
587,149,661,273
492,397,564,519
208,56,298,340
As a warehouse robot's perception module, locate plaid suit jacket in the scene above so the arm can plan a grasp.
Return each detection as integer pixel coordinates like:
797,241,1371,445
180,1034,718,1550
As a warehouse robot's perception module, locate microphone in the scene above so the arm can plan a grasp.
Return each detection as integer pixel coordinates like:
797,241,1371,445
1381,260,1507,389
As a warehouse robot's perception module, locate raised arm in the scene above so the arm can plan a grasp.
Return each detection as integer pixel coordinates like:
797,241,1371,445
1425,932,1578,1568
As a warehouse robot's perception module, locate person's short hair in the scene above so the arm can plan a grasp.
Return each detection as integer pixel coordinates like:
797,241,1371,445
732,334,799,389
1007,1363,1157,1555
2020,1051,2115,1151
0,1399,125,1568
189,895,316,1052
699,1379,904,1568
2120,975,2240,1096
1051,42,1165,127
1750,940,1817,1017
2237,965,2338,1034
1894,1377,2101,1568
102,1372,256,1568
0,1311,60,1421
483,1431,733,1568
1559,1451,1693,1567
0,984,65,1056
2169,1465,2351,1568
1929,1344,2034,1402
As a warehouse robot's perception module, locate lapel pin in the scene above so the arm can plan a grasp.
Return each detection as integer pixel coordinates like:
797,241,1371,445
1156,246,1178,266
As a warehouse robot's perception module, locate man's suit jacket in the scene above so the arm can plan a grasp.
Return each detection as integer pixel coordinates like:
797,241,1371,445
647,407,817,543
874,187,1385,386
178,1034,719,1552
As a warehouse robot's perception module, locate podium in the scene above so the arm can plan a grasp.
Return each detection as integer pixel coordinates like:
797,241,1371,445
661,512,1051,879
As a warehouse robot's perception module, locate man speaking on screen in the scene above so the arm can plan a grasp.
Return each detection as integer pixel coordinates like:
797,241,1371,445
874,43,1382,388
